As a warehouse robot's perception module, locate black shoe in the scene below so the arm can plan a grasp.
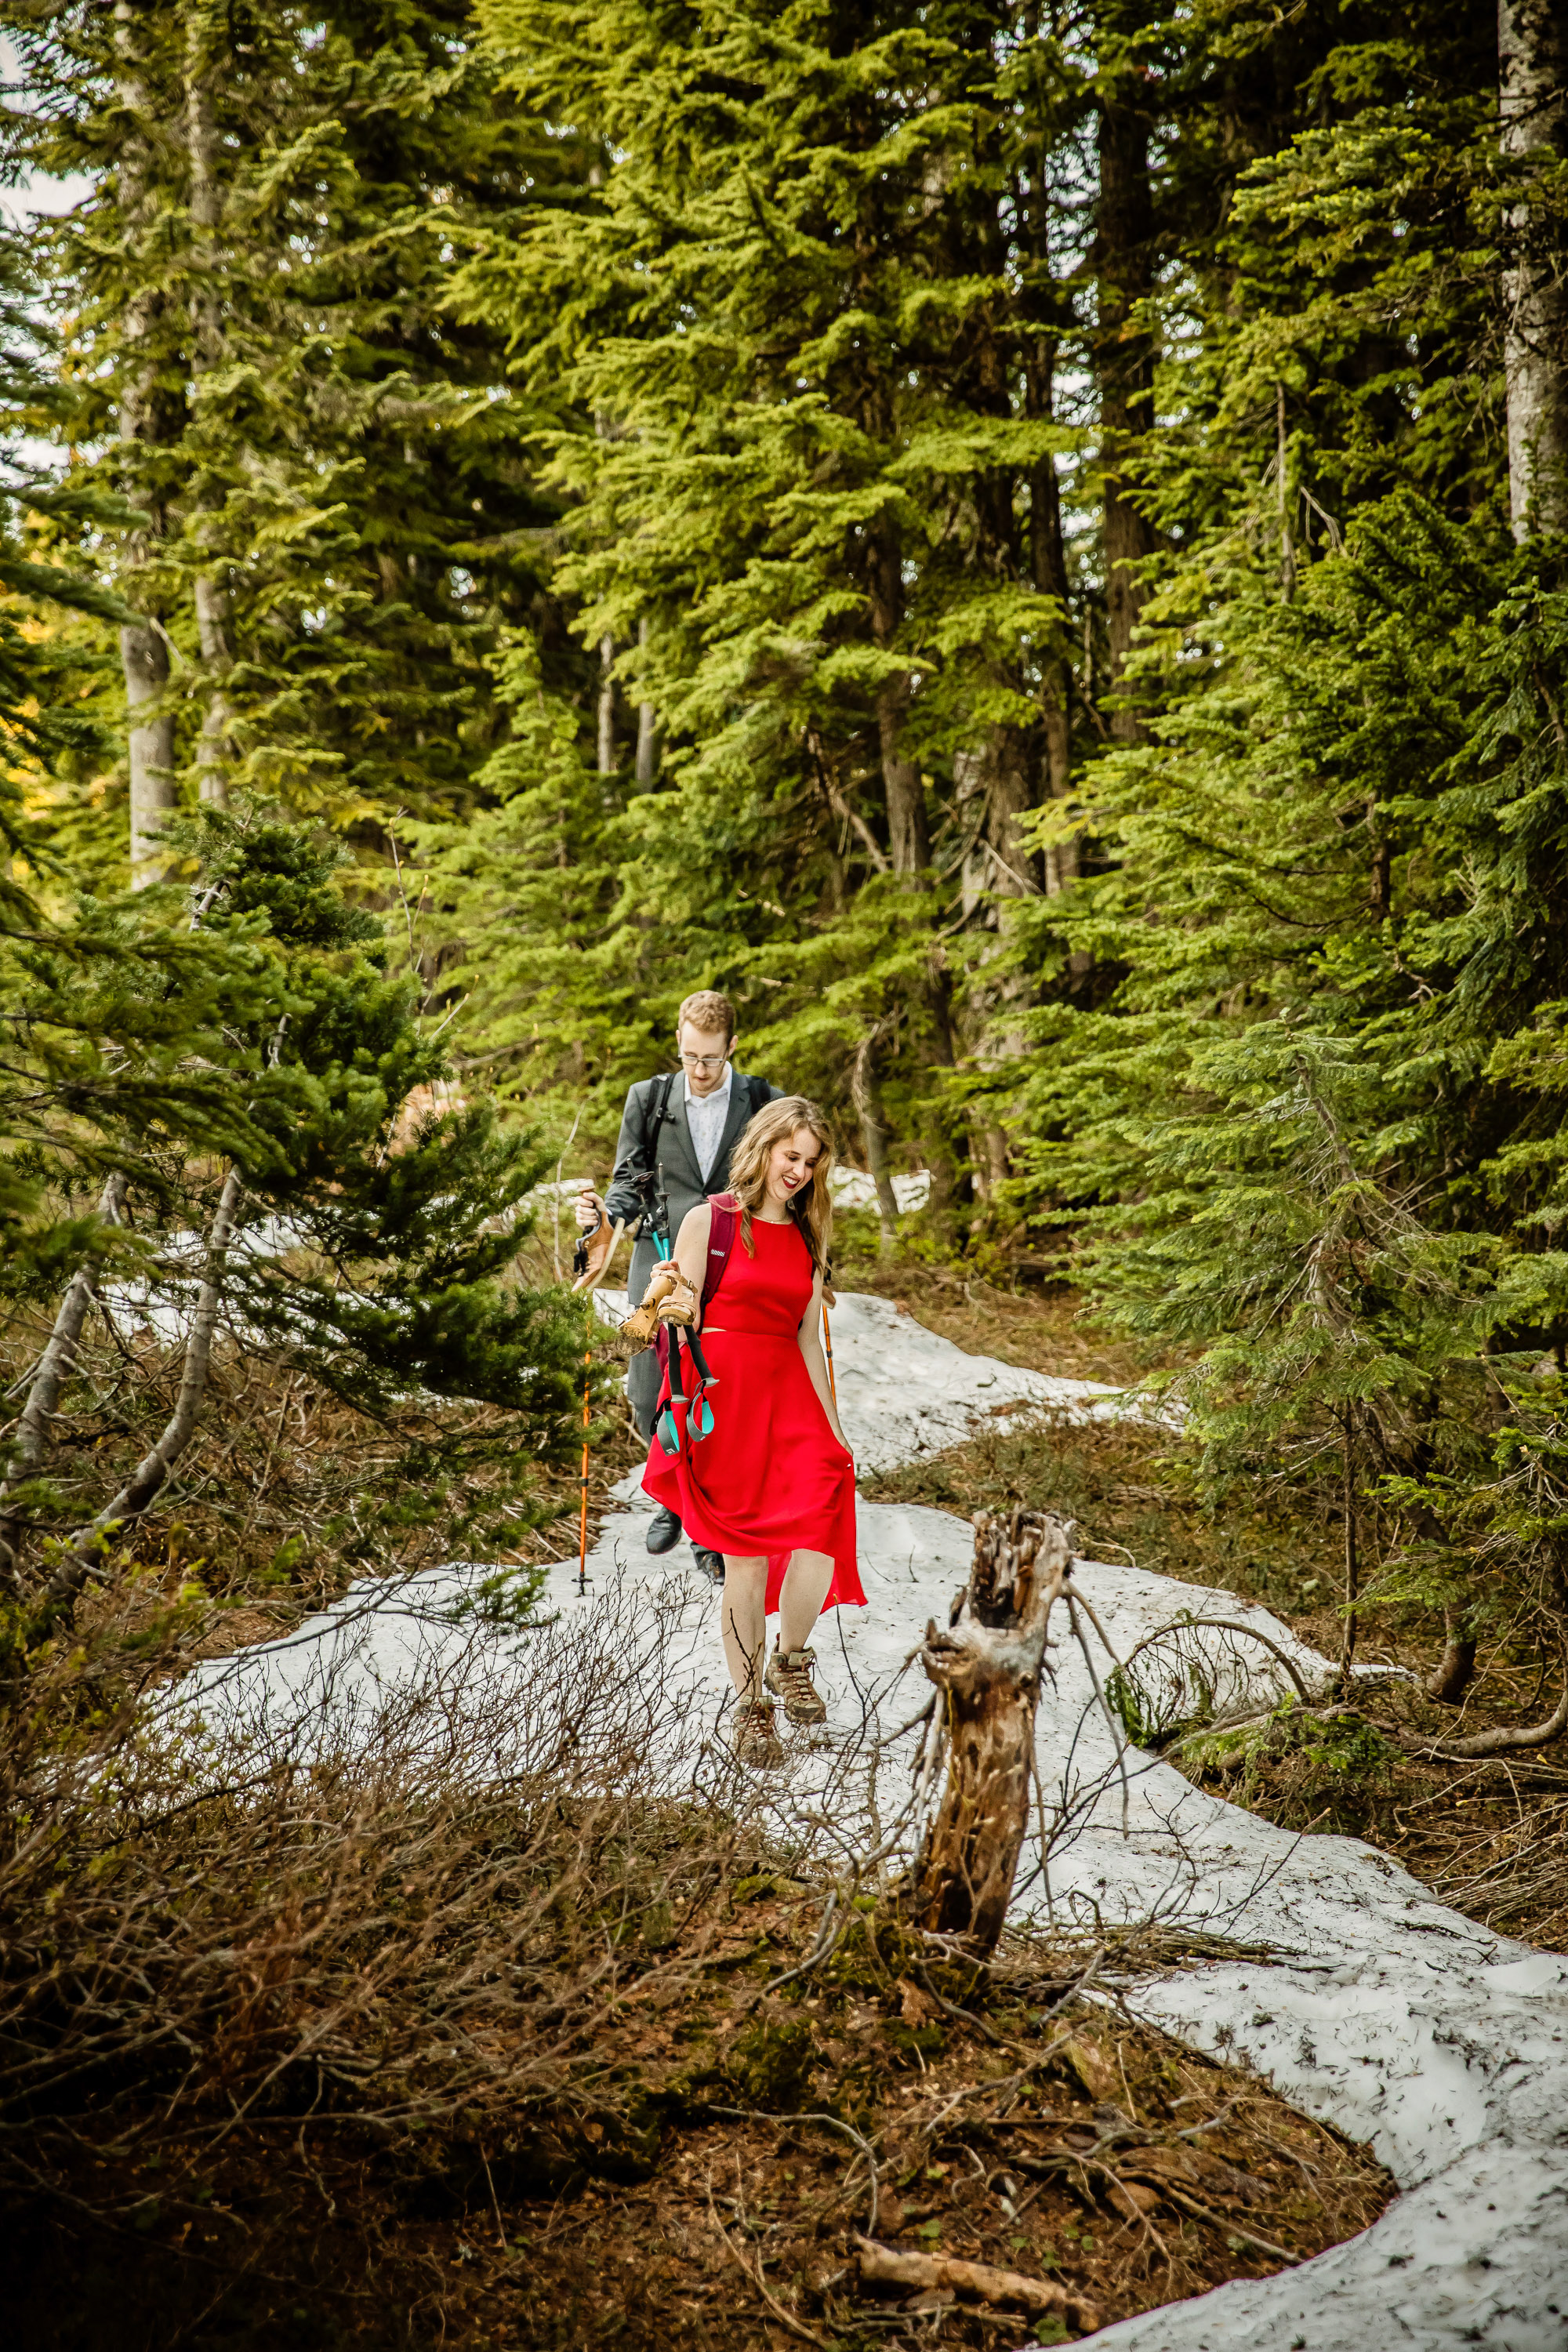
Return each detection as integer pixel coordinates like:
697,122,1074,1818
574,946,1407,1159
693,1546,726,1584
646,1504,683,1556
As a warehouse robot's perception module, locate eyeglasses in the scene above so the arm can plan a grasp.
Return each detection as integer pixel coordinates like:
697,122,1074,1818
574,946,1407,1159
679,1053,728,1072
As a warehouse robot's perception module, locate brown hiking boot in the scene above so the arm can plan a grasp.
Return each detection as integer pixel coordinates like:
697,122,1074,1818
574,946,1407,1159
764,1646,826,1726
730,1700,784,1767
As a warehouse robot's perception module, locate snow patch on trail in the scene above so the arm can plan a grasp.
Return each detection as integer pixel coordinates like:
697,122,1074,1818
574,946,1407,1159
594,1283,1152,1468
1093,2147,1568,2352
177,1294,1568,2348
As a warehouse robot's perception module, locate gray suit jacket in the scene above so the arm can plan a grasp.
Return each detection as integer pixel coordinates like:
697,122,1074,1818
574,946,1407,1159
604,1068,783,1305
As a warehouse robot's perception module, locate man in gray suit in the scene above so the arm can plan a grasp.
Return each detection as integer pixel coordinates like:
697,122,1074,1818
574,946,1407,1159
575,989,782,1577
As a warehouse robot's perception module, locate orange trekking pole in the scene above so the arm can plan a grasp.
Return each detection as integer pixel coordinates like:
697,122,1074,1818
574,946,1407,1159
577,1342,592,1595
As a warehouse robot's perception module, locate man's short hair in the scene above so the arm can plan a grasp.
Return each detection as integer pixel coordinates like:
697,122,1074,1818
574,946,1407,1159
677,989,736,1042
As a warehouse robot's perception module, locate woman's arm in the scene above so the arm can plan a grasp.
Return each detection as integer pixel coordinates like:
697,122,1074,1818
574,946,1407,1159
671,1203,713,1319
798,1272,850,1453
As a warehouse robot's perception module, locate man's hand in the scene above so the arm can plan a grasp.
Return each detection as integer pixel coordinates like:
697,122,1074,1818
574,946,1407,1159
576,1187,607,1236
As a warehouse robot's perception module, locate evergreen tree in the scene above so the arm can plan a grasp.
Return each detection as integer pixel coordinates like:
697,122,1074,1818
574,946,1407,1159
441,1,1483,1208
1,803,597,1649
1004,5,1568,1703
450,0,1113,1202
0,0,585,881
0,212,143,1252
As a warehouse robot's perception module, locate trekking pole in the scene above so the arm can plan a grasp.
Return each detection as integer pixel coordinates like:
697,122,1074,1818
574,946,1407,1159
569,1218,626,1596
577,1344,591,1595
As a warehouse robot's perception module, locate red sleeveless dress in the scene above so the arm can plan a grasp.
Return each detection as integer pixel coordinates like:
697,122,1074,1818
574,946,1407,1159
642,1217,863,1612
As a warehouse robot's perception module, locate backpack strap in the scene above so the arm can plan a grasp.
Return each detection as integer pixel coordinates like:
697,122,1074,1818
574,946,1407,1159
648,1069,677,1141
702,1191,739,1312
638,1072,679,1253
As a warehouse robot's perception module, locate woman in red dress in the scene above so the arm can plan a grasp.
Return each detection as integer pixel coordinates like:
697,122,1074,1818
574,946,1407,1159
642,1096,862,1764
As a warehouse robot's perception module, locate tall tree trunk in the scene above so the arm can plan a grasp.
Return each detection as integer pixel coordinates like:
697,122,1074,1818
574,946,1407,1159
867,519,930,873
851,1025,899,1252
876,674,928,873
1029,433,1076,893
866,510,963,1198
1025,267,1076,884
597,633,616,775
1018,103,1091,996
954,746,989,920
635,613,656,786
863,448,965,1211
187,9,231,809
984,728,1039,898
953,739,1030,1193
1276,382,1298,602
192,575,231,807
122,610,176,880
116,0,177,882
966,301,1043,899
954,735,1039,903
1094,73,1156,742
1499,0,1568,538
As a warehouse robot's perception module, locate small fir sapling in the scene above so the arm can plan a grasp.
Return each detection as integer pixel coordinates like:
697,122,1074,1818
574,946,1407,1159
2,805,603,1656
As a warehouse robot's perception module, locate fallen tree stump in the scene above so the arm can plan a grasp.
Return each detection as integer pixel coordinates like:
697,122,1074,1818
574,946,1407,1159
915,1506,1073,1952
855,2234,1100,2329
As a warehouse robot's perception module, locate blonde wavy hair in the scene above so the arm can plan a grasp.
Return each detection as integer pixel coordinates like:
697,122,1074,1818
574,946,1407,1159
724,1096,836,1272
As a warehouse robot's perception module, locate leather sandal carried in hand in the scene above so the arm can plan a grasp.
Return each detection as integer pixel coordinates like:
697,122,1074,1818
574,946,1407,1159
572,1210,620,1291
655,1269,699,1327
621,1259,697,1345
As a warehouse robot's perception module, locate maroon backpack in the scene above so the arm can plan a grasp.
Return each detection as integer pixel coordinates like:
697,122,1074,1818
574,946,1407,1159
657,1191,809,1371
652,1193,738,1390
702,1190,740,1312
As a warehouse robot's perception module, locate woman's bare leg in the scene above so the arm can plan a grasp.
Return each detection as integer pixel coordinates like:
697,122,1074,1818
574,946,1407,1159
777,1548,834,1654
721,1555,769,1697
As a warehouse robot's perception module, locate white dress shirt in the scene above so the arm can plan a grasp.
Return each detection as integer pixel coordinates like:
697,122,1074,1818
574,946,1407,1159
684,1063,732,1187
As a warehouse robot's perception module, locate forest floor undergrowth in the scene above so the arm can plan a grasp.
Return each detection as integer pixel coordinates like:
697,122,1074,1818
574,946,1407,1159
78,1225,1566,1962
3,1887,1392,2352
